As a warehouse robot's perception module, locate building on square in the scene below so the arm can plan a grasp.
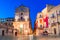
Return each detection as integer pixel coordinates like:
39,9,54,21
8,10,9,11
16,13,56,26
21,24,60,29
34,4,60,36
0,17,14,35
34,12,45,36
47,4,60,36
13,5,32,35
41,4,60,36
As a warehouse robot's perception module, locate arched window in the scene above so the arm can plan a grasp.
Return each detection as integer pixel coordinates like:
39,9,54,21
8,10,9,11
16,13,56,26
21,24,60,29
40,19,43,23
21,13,23,15
20,17,24,21
21,17,23,20
40,15,42,18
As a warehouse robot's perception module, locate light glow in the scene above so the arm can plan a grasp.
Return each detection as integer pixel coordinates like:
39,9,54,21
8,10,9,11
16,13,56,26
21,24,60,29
25,30,28,33
20,24,23,28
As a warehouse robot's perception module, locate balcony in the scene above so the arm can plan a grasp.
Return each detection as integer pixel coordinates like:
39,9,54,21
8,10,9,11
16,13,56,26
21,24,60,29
57,22,60,24
51,14,56,19
51,23,56,27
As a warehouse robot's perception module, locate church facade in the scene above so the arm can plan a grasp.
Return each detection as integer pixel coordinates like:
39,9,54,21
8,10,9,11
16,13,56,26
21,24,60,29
13,5,32,35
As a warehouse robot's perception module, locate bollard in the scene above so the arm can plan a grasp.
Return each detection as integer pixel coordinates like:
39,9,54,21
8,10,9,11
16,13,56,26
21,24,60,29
2,30,4,36
15,32,17,36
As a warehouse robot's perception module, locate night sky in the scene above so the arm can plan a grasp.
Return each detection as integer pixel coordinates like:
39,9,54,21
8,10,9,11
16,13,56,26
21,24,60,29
0,0,60,29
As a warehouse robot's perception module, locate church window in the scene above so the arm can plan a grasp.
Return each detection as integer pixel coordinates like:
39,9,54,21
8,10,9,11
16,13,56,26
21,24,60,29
21,13,23,15
40,15,42,18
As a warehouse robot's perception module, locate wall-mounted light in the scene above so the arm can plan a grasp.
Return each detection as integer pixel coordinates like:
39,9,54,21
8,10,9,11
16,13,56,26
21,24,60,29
20,24,23,28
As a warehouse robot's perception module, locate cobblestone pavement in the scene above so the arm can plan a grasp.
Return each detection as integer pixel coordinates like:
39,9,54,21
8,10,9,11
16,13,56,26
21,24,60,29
0,35,60,40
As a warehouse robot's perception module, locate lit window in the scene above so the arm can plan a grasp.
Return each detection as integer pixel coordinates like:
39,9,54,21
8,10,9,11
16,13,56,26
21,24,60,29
40,19,43,23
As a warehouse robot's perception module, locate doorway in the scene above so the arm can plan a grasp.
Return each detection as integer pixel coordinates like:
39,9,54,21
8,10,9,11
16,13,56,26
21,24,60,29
54,28,56,35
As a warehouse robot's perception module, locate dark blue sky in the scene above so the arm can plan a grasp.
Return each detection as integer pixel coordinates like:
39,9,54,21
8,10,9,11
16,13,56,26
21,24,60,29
0,0,60,29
